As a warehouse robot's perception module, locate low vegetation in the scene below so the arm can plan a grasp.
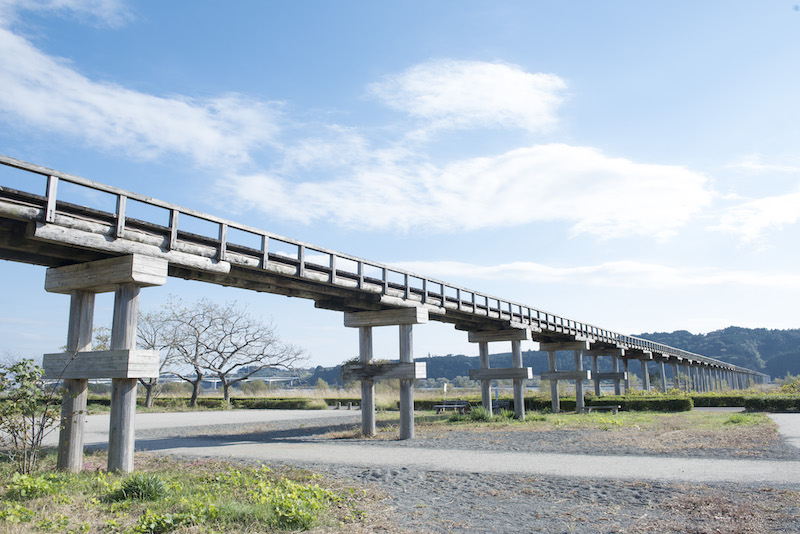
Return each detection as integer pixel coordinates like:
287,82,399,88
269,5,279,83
0,451,385,533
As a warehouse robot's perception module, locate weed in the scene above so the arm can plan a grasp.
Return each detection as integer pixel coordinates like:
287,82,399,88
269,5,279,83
108,473,167,501
5,472,58,499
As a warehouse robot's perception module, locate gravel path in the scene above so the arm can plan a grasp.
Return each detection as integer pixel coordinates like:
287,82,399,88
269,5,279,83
62,410,800,533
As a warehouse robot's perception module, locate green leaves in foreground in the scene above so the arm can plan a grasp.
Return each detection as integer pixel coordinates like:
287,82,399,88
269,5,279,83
0,459,357,533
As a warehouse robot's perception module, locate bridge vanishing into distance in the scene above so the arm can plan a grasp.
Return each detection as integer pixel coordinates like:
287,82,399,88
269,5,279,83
0,154,770,473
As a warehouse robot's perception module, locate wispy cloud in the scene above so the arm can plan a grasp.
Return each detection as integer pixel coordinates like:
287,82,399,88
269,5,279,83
229,143,712,238
0,0,131,27
0,27,283,168
727,154,800,174
392,259,800,290
368,59,566,135
0,6,715,240
713,190,800,242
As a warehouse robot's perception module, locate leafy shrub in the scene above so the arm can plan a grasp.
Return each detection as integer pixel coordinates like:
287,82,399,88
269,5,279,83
0,360,60,474
780,378,800,395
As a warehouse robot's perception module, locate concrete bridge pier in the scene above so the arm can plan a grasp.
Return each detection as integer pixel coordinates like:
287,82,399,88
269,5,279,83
56,290,94,472
659,361,668,392
467,329,533,420
343,308,428,439
671,362,680,390
540,341,591,413
42,255,167,473
586,348,626,397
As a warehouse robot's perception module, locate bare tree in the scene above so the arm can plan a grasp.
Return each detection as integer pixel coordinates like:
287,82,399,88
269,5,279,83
158,298,305,405
136,310,179,407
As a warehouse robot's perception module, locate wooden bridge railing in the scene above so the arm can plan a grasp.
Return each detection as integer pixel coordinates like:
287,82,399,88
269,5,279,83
0,154,770,380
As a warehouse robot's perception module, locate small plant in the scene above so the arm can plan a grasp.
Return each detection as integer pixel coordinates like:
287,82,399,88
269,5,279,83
468,406,492,422
0,503,36,523
5,472,58,500
108,473,167,501
497,408,515,420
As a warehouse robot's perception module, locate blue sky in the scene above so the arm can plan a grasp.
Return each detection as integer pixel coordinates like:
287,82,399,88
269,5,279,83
1,1,799,368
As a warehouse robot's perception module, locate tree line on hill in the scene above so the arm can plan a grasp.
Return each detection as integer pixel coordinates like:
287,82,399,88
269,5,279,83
301,326,800,385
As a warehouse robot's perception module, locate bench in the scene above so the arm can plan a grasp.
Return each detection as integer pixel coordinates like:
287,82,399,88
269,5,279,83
585,405,621,415
434,400,471,414
492,399,511,411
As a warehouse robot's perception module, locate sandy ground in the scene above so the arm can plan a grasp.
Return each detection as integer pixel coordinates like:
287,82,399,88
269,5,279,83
49,409,800,533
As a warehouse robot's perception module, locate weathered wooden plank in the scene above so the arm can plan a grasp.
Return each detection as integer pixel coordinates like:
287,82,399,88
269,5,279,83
594,372,628,380
541,370,592,381
33,222,230,274
342,362,427,381
586,348,626,357
467,329,533,343
45,254,168,293
540,340,591,352
43,349,159,379
344,307,429,327
469,367,533,380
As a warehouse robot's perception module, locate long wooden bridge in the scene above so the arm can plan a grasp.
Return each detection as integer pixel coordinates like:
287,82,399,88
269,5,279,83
0,155,770,472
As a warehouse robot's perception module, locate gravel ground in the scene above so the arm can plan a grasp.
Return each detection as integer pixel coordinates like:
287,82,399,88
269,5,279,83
129,412,800,533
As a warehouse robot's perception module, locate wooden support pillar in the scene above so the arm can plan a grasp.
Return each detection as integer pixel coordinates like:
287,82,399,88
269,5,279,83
574,350,585,413
479,342,492,416
548,351,559,413
512,340,525,421
44,254,167,475
468,329,532,419
591,355,600,396
344,307,428,440
612,356,622,395
540,341,591,414
672,362,680,390
359,326,376,437
57,290,94,472
623,358,631,393
108,283,140,473
640,360,650,392
399,324,414,440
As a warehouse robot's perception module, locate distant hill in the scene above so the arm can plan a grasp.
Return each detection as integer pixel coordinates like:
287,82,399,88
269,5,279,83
299,326,800,385
635,327,800,378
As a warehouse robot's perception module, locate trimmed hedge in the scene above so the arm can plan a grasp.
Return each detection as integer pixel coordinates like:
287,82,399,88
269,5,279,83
86,396,327,410
743,396,800,412
691,394,751,407
587,395,693,412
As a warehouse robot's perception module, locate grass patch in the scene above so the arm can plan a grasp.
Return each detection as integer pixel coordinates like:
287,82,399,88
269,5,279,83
0,450,388,533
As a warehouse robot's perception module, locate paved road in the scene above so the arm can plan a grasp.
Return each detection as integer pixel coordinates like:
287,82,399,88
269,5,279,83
46,410,800,486
769,413,800,449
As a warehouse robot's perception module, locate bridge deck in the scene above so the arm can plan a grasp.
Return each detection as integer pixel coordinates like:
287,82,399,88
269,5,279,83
0,155,768,378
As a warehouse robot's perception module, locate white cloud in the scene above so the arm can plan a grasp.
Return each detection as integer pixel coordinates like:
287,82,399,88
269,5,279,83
727,154,800,174
0,0,130,27
392,259,800,290
229,143,712,238
713,191,800,242
0,27,283,167
368,59,566,134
